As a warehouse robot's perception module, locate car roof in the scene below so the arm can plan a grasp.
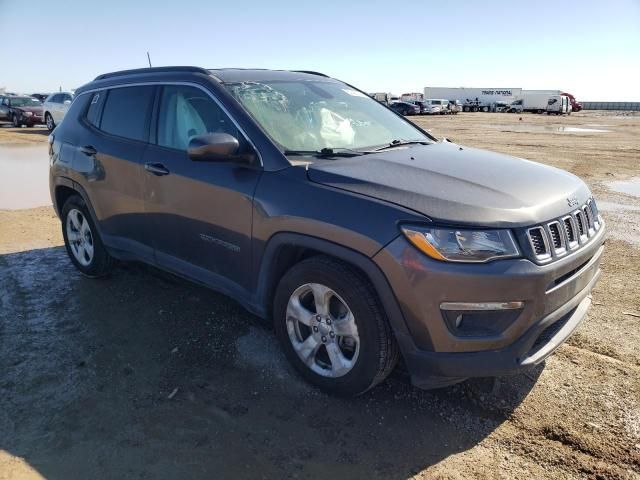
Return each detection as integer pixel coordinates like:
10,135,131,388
78,66,340,95
208,68,335,83
92,66,334,83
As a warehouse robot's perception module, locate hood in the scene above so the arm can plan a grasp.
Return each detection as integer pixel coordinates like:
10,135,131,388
14,105,43,114
307,141,591,227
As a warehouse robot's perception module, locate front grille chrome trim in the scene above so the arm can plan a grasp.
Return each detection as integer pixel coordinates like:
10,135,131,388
526,197,602,263
573,210,588,244
547,221,567,256
527,226,551,261
562,215,579,250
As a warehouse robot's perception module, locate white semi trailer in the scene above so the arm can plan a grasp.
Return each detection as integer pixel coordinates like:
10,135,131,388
508,94,551,114
509,93,571,114
423,87,521,112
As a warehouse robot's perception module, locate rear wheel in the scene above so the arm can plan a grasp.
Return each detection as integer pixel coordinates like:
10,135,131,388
61,195,114,277
274,256,399,396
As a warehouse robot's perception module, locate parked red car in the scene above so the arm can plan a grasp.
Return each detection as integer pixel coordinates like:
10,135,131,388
0,95,44,127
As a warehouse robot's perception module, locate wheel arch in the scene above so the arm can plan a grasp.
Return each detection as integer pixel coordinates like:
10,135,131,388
52,178,103,238
255,233,414,354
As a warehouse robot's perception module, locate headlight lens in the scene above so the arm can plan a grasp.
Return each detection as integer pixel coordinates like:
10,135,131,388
23,111,33,116
401,225,520,263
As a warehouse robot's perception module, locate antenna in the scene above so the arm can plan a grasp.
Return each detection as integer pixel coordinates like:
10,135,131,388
147,51,152,68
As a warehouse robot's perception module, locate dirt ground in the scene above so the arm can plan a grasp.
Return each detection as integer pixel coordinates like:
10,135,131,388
0,113,638,480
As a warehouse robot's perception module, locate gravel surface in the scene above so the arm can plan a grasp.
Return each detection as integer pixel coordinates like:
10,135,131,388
0,112,638,479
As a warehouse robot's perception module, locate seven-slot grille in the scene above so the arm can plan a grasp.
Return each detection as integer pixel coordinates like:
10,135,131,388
526,198,602,262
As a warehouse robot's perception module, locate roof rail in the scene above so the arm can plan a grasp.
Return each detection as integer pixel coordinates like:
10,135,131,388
94,66,210,81
292,70,329,77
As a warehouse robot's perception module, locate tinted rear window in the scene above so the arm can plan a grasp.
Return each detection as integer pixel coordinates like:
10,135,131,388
100,86,155,142
86,92,105,127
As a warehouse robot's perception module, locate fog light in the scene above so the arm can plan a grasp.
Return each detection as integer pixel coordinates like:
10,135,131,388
440,302,524,337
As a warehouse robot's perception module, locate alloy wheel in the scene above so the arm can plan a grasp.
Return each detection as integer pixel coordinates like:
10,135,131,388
66,208,94,267
285,283,360,378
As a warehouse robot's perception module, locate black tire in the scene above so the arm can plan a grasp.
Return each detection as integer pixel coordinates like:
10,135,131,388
61,195,114,277
45,112,55,131
274,256,399,396
12,114,20,127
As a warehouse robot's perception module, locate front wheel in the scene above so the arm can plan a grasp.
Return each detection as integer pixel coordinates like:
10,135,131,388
12,115,20,127
274,256,399,396
45,113,55,131
61,195,114,277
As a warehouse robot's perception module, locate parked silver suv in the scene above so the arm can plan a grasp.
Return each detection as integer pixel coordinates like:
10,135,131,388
43,92,73,130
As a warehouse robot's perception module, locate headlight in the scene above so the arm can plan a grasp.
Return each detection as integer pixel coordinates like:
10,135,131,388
401,225,520,263
23,111,33,116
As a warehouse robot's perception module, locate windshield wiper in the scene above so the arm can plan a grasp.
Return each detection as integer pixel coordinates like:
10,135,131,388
370,139,431,152
283,147,365,158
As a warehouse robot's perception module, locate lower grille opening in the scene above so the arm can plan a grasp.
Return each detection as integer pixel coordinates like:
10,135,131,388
441,309,522,337
546,257,592,291
529,308,576,356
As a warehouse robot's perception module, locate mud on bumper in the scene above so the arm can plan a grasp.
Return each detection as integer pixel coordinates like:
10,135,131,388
403,272,597,389
374,224,605,390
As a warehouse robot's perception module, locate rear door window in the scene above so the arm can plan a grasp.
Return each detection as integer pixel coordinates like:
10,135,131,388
86,92,106,127
100,86,155,142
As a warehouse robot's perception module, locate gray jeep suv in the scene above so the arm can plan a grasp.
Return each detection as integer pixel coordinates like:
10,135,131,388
49,67,605,396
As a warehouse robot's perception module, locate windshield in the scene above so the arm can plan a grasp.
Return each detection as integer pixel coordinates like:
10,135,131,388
10,97,41,106
224,80,433,152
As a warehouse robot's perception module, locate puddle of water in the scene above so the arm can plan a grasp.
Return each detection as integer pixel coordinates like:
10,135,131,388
561,127,611,133
607,178,640,198
489,124,612,134
0,145,51,209
597,200,640,212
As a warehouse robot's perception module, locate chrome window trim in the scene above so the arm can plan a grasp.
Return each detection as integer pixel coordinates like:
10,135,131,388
75,81,263,167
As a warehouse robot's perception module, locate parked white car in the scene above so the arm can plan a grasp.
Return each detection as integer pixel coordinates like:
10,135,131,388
423,99,448,114
43,92,73,131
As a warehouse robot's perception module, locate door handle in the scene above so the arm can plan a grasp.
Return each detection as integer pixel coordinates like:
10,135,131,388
80,145,97,156
145,162,170,176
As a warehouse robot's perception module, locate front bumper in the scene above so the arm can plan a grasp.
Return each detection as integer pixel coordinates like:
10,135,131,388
374,223,605,389
18,114,43,125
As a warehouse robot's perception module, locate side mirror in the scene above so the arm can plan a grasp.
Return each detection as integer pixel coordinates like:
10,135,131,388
187,133,243,163
64,100,71,105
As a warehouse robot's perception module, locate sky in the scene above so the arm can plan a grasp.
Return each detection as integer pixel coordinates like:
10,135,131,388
1,0,639,101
